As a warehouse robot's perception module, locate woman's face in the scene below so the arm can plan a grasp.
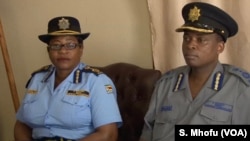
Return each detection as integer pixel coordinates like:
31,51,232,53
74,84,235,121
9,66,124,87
47,35,83,72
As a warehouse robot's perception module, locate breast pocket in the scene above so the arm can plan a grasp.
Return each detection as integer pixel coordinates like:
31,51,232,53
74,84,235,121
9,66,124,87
153,104,179,140
61,95,91,128
200,104,232,124
22,94,43,121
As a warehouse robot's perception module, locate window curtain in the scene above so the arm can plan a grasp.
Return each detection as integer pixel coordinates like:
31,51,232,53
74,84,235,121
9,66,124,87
147,0,250,73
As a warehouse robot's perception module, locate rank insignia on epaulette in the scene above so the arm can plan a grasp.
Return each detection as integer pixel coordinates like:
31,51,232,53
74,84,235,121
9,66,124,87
105,85,113,94
173,73,184,92
230,67,250,86
67,90,89,97
26,89,38,95
211,71,224,91
83,66,102,76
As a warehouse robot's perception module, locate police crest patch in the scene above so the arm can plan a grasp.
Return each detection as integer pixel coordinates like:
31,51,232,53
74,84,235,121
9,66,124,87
105,85,113,94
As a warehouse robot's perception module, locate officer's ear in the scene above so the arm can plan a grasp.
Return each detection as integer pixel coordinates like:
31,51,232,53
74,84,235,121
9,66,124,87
217,41,225,54
216,34,225,54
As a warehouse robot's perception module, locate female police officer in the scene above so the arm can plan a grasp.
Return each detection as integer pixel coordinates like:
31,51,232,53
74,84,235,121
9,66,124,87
14,16,122,141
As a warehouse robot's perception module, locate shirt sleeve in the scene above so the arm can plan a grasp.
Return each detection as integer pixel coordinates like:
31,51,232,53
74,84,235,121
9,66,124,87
89,74,122,128
233,85,250,124
139,82,160,141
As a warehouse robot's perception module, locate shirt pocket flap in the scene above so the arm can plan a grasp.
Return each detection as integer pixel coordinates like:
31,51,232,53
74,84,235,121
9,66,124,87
156,104,179,123
200,104,232,122
22,94,38,103
62,94,89,106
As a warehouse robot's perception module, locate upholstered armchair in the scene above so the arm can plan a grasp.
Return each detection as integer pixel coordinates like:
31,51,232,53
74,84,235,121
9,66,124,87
98,63,161,141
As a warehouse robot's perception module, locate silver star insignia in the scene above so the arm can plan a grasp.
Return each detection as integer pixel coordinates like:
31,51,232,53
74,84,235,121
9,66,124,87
58,18,70,30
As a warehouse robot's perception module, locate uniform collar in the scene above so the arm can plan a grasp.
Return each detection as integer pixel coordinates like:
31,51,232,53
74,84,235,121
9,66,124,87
71,63,86,83
173,62,224,91
43,62,87,84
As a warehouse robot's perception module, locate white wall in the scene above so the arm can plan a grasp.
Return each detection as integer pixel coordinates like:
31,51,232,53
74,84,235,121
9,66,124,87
0,0,153,140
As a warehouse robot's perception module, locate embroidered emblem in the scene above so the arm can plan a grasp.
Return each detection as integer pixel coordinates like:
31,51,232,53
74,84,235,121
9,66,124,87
26,89,38,95
105,85,113,94
188,6,201,22
173,73,184,92
212,72,224,91
58,18,70,30
67,90,89,97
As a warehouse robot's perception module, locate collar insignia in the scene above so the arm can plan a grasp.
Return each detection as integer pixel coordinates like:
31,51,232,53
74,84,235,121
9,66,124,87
188,6,201,22
73,69,82,83
58,18,70,30
212,72,224,91
173,73,184,92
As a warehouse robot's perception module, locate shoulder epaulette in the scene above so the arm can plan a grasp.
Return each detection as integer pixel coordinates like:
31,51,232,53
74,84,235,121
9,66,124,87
31,65,52,76
73,66,103,83
26,65,53,88
157,66,186,91
82,66,103,76
225,65,250,86
159,66,186,81
159,69,174,81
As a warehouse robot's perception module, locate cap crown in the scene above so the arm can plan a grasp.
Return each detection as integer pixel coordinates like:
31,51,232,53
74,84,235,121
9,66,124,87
38,16,90,43
47,16,81,34
176,2,238,41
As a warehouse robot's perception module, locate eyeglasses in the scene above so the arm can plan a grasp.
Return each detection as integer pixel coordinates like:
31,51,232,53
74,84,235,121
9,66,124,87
47,43,81,50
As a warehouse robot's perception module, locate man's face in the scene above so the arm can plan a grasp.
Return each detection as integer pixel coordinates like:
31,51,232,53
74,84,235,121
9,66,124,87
182,31,224,68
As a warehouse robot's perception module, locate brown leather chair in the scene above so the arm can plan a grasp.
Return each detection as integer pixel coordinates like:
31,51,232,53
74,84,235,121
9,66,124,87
98,63,161,141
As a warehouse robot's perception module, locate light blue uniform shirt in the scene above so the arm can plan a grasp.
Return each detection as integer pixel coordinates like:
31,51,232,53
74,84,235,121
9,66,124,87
16,63,122,140
140,62,250,141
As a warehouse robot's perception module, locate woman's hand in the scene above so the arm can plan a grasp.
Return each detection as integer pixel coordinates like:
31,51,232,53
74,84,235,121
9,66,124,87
14,120,32,141
79,123,118,141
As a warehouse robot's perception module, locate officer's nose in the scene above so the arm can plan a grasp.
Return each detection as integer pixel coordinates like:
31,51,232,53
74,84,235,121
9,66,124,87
185,38,197,50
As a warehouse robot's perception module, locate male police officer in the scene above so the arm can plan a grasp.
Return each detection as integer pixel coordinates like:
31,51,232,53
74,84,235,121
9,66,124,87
140,2,250,141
